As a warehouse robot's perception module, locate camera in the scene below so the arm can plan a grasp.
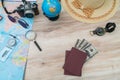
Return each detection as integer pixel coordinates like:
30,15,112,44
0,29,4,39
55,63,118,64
1,0,39,18
17,2,39,18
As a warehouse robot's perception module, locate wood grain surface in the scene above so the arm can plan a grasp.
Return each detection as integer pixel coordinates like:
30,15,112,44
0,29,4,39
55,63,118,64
25,1,120,80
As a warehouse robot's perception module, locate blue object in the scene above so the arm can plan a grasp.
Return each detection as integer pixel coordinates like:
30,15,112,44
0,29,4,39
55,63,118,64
42,0,61,21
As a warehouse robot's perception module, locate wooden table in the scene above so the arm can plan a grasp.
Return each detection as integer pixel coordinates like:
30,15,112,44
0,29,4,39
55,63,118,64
25,1,120,80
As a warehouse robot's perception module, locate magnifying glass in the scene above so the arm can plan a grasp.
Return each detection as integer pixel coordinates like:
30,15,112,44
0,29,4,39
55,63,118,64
25,30,42,51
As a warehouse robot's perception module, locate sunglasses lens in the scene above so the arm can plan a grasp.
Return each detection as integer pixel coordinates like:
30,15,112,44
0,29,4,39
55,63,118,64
0,15,3,21
8,15,16,23
18,19,29,29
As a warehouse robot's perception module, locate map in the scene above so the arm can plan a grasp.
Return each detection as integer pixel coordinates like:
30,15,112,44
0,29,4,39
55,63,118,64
5,0,36,2
0,2,34,80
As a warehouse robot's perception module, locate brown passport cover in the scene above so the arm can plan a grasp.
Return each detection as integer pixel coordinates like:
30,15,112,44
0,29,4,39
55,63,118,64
63,47,87,76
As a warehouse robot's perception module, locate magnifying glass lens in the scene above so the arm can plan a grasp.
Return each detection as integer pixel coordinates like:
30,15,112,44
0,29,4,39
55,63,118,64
0,15,3,21
26,31,36,41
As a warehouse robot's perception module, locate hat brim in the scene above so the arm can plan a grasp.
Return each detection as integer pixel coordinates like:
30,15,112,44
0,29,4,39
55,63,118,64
61,0,120,23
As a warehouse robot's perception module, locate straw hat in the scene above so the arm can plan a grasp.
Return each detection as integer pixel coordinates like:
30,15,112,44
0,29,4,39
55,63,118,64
61,0,120,23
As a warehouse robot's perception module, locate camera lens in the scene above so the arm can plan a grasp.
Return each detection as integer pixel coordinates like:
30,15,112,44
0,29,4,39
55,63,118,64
25,13,34,18
24,10,34,18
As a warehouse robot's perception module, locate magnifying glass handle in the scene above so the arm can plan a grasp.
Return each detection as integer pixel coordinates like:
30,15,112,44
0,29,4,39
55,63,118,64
34,41,42,51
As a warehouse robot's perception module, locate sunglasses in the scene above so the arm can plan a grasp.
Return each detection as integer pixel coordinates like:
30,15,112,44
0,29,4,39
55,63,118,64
8,15,29,29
